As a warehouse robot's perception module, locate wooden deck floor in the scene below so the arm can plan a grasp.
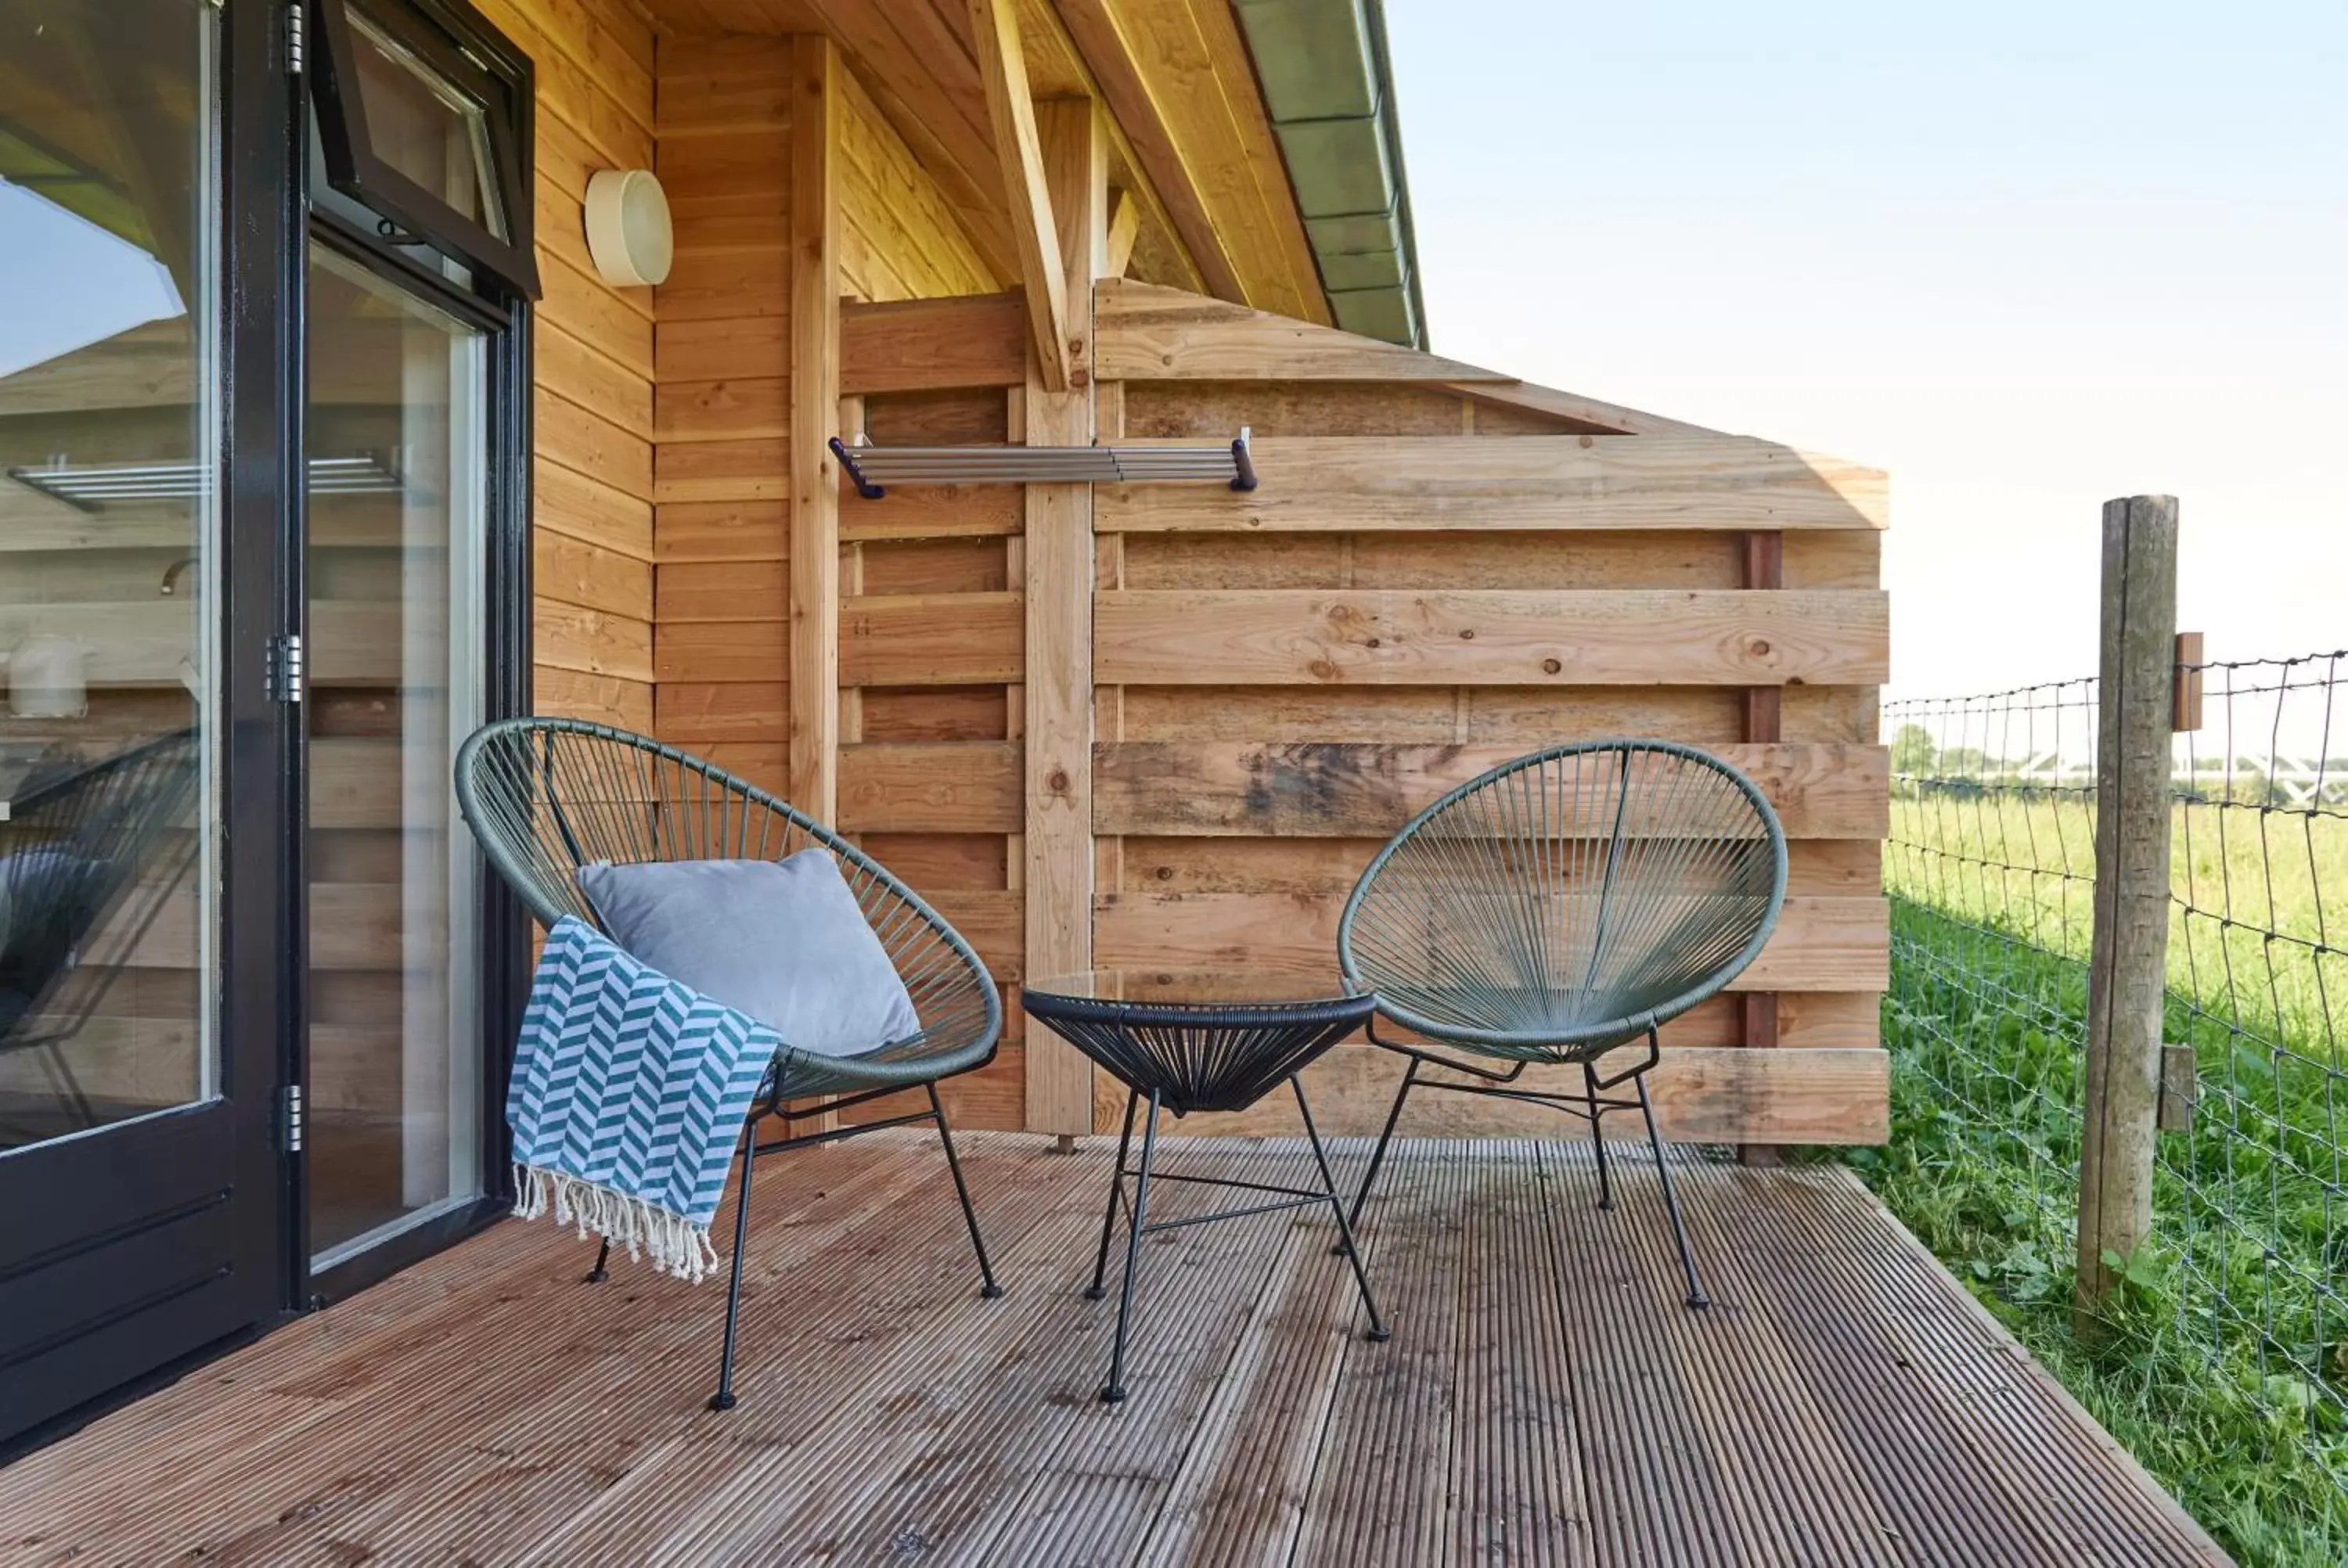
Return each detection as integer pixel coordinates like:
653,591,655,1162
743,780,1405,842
2,1135,2227,1566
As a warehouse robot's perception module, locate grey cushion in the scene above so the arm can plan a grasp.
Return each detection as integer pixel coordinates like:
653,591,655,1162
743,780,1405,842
576,850,919,1056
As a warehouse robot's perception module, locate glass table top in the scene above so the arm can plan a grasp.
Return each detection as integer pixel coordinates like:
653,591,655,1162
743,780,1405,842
1025,969,1367,1009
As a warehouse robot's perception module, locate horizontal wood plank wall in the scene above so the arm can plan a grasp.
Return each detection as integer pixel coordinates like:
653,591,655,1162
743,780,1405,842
1089,318,1891,1145
837,65,999,304
652,37,792,795
494,0,658,733
834,376,1027,1131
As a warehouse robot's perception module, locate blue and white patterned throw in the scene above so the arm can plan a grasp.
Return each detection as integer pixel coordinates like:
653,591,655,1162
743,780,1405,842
507,916,779,1282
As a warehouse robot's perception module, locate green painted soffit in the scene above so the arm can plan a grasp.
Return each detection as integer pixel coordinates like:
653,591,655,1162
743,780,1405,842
1232,0,1428,348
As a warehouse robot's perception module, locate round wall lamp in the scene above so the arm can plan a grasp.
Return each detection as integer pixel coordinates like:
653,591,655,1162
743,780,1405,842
584,168,673,287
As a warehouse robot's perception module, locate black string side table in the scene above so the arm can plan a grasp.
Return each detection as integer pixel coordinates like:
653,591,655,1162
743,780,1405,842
1022,970,1390,1403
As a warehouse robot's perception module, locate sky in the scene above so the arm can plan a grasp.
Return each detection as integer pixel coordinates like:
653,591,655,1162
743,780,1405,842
0,184,185,379
1383,0,2348,706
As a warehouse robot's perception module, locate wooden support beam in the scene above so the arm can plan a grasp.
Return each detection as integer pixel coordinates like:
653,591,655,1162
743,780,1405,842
969,0,1073,393
1105,189,1141,278
2076,494,2181,1331
1053,0,1326,322
790,0,1019,283
1053,0,1247,307
1022,97,1108,1138
788,34,841,824
1739,527,1787,1165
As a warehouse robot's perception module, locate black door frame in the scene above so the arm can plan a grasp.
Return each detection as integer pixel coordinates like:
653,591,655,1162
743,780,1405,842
294,200,532,1308
0,0,303,1460
1,0,535,1455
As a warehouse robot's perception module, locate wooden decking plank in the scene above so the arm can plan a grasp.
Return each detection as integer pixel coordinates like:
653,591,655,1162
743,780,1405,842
1450,1142,1592,1567
346,1141,1010,1567
510,1140,1080,1565
1823,1174,2226,1565
7,1137,935,1552
81,1137,959,1566
1690,1163,2058,1566
1752,1169,2137,1566
960,1142,1326,1566
1287,1139,1471,1568
1776,1171,2228,1566
1717,1163,2181,1565
1541,1140,1742,1567
11,1228,597,1563
1,1214,571,1518
631,1149,1113,1563
1583,1145,1903,1567
188,1138,963,1567
592,1164,1104,1559
0,1136,2228,1568
1130,1150,1362,1567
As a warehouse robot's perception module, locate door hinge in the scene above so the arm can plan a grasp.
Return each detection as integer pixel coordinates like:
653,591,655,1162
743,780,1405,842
267,632,305,703
286,3,306,74
283,1084,306,1153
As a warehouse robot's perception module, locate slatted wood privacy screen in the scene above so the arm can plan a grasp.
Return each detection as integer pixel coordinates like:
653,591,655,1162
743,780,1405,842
814,279,1892,1145
1086,284,1889,1143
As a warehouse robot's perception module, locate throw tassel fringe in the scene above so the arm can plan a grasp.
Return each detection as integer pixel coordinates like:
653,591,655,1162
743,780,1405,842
513,1163,722,1284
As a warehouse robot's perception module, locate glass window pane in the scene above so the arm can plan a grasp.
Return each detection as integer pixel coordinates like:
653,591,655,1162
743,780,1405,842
304,243,486,1265
0,0,218,1153
348,6,506,240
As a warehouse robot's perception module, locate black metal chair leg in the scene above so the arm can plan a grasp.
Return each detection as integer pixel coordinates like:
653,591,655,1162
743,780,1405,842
1635,1066,1709,1311
1293,1079,1390,1341
1086,1088,1140,1300
1345,1053,1420,1232
585,1237,611,1284
1583,1059,1616,1212
927,1084,1004,1298
708,1120,760,1411
1101,1091,1161,1403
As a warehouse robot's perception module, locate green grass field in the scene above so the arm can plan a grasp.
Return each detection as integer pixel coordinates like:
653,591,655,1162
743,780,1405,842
1887,787,2347,1044
1856,787,2348,1566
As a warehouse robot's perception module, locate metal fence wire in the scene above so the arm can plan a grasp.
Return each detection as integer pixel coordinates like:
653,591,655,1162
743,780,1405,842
1882,649,2346,1541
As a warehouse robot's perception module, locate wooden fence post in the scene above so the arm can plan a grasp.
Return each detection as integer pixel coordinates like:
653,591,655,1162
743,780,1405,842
2075,494,2178,1332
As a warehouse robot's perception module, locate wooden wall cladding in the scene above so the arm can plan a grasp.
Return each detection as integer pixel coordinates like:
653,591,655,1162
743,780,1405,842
494,0,657,735
834,384,1030,1131
1084,361,1890,1145
649,38,793,797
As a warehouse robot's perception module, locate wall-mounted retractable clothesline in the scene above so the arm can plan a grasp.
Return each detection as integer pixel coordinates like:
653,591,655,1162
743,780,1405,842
828,427,1257,501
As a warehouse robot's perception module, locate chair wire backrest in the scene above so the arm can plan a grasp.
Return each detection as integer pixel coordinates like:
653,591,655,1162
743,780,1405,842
1338,740,1788,1056
1,728,200,1048
454,718,996,1050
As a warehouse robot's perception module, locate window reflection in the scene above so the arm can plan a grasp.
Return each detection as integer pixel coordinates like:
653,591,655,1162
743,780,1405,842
0,0,216,1149
304,244,486,1264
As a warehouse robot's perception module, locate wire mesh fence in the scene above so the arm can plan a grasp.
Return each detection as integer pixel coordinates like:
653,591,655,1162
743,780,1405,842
1880,649,2347,1556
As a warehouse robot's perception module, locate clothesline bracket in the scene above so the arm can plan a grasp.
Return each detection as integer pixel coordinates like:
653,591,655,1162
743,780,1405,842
829,426,1258,502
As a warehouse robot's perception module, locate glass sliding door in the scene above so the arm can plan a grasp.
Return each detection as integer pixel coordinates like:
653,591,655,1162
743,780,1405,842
0,1,217,1150
0,0,292,1452
303,243,487,1267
